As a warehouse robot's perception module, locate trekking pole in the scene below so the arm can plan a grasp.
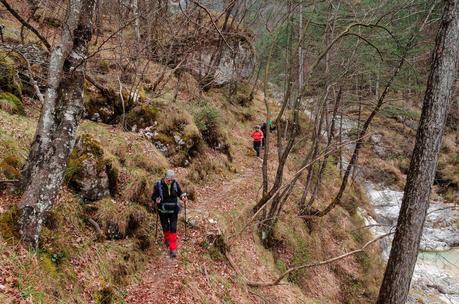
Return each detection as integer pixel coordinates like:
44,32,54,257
182,193,188,241
155,210,159,240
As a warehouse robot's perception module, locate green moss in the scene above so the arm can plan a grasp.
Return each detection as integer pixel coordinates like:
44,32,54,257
275,258,288,273
66,137,97,175
0,111,35,162
78,134,105,156
65,134,119,197
0,51,23,97
155,133,173,145
98,60,110,74
125,104,159,129
0,92,25,115
288,236,311,284
39,252,59,278
105,159,119,196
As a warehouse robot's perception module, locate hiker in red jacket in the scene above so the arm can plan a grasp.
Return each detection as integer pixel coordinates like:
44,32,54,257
250,125,264,158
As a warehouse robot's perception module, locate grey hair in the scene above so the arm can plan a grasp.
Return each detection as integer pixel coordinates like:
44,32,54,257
165,169,175,179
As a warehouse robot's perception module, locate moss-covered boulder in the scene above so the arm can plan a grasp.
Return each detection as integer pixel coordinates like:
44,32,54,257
0,92,25,115
125,104,159,130
153,106,204,166
94,198,154,242
0,51,23,98
66,134,119,201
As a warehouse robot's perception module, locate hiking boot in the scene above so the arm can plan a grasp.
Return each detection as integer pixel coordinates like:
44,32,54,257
169,250,177,258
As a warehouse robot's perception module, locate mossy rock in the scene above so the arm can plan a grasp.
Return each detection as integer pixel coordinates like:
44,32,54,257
83,87,115,123
0,92,25,116
125,104,159,130
0,51,23,98
65,134,119,201
95,198,152,240
83,83,139,124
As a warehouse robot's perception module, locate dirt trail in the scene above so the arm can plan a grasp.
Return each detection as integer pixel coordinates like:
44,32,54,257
125,155,262,303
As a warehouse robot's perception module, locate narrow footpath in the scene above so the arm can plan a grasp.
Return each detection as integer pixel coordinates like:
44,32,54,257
125,151,261,303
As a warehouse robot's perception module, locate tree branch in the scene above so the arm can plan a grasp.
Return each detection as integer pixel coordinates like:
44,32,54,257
0,0,51,51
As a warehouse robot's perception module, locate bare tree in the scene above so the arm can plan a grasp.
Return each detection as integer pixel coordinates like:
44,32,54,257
377,1,459,303
18,0,96,249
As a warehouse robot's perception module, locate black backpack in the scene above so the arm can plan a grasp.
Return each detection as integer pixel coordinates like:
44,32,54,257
155,180,179,213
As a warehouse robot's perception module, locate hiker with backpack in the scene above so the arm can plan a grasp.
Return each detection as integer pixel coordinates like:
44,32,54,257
250,125,264,158
260,119,273,147
152,169,187,258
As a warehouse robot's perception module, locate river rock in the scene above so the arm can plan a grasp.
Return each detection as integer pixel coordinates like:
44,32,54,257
370,133,387,158
361,182,459,304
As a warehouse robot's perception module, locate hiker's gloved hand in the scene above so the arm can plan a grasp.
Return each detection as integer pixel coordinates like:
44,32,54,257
180,193,188,203
155,197,161,204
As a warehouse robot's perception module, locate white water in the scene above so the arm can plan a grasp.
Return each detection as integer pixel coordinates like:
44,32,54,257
359,184,459,303
303,108,459,302
331,114,459,303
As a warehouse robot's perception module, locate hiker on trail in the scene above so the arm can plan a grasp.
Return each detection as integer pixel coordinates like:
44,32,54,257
250,125,264,158
260,119,273,147
152,169,187,258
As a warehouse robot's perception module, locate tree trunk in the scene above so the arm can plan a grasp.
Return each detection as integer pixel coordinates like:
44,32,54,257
377,1,459,303
18,0,96,249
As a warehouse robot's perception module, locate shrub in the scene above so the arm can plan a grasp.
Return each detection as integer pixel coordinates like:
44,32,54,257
193,102,223,148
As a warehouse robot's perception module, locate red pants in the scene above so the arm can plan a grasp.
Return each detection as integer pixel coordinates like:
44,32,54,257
160,212,178,251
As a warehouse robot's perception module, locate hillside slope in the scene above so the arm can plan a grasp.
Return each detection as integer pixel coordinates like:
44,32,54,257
1,1,458,303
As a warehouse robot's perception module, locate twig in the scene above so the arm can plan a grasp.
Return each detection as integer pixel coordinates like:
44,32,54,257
86,218,104,240
117,76,126,130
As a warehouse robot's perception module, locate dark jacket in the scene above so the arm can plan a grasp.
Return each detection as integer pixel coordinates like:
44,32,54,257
151,179,183,213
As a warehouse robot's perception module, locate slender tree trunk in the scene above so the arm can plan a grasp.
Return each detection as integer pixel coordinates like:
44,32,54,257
377,1,459,303
18,0,96,249
132,0,141,43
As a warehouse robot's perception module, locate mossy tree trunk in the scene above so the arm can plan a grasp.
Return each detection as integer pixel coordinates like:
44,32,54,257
18,0,96,249
377,1,459,303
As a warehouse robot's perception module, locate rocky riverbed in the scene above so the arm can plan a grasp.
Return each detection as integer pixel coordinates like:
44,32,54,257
359,183,459,303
